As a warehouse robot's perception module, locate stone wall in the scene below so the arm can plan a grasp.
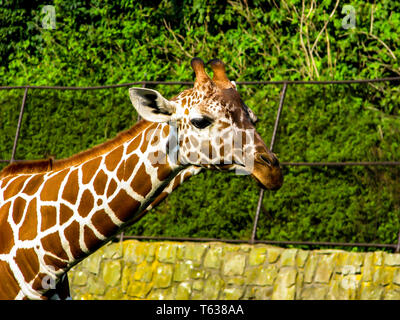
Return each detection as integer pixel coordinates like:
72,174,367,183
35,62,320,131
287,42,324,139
68,240,400,300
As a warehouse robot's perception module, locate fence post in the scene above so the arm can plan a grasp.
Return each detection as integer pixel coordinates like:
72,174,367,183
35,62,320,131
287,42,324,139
395,229,400,253
10,86,29,163
250,82,288,244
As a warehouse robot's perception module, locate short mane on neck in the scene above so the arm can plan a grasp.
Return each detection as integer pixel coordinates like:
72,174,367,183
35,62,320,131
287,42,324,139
0,119,153,178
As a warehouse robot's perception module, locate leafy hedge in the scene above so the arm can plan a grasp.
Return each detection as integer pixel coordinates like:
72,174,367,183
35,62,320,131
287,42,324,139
1,0,399,249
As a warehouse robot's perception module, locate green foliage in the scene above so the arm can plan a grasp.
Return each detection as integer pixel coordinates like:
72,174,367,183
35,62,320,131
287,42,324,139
1,0,399,248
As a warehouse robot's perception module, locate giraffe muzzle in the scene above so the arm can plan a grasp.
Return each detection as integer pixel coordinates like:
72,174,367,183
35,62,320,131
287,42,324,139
251,152,283,190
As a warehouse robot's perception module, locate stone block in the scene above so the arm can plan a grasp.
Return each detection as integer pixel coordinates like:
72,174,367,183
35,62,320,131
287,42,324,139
392,269,400,285
72,270,88,286
203,274,224,299
204,246,223,269
244,286,273,300
175,282,192,300
314,254,336,283
249,247,267,266
193,280,204,291
267,247,282,264
271,283,296,300
276,267,297,287
373,251,384,266
153,264,173,288
372,266,393,286
123,241,146,264
102,242,123,259
87,276,106,296
301,285,328,300
105,287,123,300
121,264,133,292
245,265,278,286
85,253,102,275
173,261,194,282
296,250,309,268
102,260,121,287
362,253,374,282
133,261,154,282
384,253,400,266
280,249,298,267
222,287,244,300
190,268,206,279
304,253,319,283
384,287,400,300
184,244,208,265
360,282,384,300
157,243,177,263
223,254,246,276
148,287,174,300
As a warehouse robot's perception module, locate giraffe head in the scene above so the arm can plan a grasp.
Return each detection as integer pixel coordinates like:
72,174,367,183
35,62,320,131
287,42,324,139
129,58,283,190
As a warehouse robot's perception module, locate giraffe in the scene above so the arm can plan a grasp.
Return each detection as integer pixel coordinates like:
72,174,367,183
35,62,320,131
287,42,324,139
0,58,283,299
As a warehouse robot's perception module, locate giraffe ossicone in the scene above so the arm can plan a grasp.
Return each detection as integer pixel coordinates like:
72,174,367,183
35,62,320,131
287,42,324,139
0,58,283,299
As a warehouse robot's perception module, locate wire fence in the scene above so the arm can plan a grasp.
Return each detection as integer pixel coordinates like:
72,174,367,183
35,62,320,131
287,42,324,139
1,77,400,252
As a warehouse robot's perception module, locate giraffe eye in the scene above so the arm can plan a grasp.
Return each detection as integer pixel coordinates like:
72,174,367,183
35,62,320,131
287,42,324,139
190,117,213,129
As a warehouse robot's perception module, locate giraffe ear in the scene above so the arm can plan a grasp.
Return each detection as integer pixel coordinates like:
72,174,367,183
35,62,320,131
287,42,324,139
129,87,176,122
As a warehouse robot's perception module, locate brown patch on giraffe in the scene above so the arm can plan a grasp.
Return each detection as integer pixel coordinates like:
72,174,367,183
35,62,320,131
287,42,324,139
19,198,38,241
62,169,79,205
3,175,28,201
12,197,27,225
106,179,118,198
14,248,39,283
172,175,181,190
124,153,139,181
43,254,68,270
183,170,193,181
60,203,74,225
140,130,150,154
78,189,94,218
40,170,68,201
153,161,170,181
93,169,108,195
0,174,14,187
0,202,14,254
91,209,118,238
150,130,161,146
40,205,57,231
21,174,44,196
116,160,125,181
161,124,170,139
105,145,123,172
133,163,152,197
0,260,19,299
81,157,102,184
31,272,48,292
109,189,141,222
84,225,101,252
41,232,69,261
64,221,81,259
126,133,142,154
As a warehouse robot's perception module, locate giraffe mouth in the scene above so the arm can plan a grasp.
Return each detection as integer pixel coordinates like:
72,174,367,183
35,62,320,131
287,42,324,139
251,154,283,191
251,170,283,191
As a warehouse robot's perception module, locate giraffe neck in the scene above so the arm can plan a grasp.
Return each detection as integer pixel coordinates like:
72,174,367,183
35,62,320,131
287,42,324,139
0,120,195,299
